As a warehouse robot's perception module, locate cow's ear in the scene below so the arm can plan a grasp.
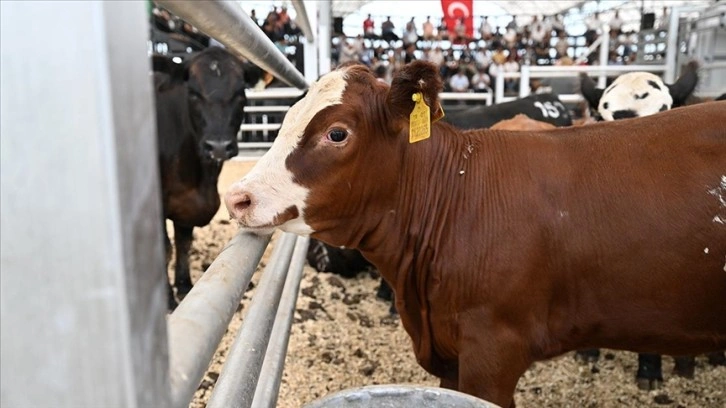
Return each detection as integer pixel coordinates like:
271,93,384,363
151,54,189,84
579,73,603,110
386,61,443,130
667,61,699,107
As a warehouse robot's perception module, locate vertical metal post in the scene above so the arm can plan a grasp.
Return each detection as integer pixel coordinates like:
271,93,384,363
519,64,531,98
303,0,320,82
495,65,505,104
598,24,610,88
318,0,332,75
1,2,168,407
664,6,681,83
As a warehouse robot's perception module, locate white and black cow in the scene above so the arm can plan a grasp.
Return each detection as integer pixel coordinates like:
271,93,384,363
580,62,699,121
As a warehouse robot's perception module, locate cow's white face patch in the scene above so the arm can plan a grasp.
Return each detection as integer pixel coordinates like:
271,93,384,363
598,72,673,121
228,69,349,235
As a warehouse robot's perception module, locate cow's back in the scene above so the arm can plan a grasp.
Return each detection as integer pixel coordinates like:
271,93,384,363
465,102,726,354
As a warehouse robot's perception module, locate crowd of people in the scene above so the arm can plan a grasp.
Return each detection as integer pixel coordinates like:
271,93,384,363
335,9,672,95
151,1,673,97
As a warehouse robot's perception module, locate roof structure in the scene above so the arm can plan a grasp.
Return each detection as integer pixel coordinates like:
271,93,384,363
331,1,585,18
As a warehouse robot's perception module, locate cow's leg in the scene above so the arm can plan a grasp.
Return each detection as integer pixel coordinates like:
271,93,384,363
163,220,178,310
457,319,530,408
574,349,600,363
375,278,397,315
173,223,194,297
706,351,726,366
636,353,663,390
673,356,696,378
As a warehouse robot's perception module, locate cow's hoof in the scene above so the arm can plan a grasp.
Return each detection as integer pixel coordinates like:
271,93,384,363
176,281,193,298
673,356,696,379
574,349,600,363
673,365,695,379
636,377,663,391
167,294,179,311
707,352,726,366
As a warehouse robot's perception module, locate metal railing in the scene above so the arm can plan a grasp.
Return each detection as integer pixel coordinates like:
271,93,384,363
157,0,309,89
152,2,315,408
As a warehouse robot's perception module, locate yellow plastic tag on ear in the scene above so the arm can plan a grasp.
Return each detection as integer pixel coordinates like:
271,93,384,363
409,92,430,143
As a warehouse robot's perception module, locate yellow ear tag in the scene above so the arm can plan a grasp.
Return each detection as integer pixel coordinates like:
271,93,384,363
409,92,430,143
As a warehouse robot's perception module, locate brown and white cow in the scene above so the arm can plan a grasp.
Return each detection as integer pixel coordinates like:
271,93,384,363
225,61,726,408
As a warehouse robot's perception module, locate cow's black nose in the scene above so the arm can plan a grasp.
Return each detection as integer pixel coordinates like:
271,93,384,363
203,140,237,160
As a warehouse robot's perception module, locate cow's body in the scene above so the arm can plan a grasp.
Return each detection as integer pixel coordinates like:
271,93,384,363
444,93,572,129
154,47,253,306
579,63,725,388
225,62,726,407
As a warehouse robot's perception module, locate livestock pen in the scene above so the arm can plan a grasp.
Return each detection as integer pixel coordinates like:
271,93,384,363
2,2,725,408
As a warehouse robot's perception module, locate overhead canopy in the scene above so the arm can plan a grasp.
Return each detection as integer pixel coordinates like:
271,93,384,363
331,1,584,18
492,1,584,17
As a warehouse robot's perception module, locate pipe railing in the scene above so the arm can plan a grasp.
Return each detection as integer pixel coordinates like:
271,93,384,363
167,231,271,408
157,0,308,89
291,0,314,43
207,233,303,408
495,64,669,104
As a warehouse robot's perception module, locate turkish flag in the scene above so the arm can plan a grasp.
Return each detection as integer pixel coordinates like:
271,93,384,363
441,0,474,38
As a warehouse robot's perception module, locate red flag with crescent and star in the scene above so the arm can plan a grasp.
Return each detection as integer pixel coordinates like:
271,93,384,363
441,0,474,37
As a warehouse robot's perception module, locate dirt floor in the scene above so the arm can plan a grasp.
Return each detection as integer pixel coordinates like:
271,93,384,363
173,160,726,408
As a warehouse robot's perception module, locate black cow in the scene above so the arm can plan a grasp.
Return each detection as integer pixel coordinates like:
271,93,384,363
153,47,258,307
443,93,572,129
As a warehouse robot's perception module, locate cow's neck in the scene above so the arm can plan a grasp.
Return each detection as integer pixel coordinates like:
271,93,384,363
361,123,478,280
357,123,485,374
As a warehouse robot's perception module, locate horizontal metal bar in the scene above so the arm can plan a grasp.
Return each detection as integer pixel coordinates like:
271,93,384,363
701,61,726,70
251,236,310,408
239,142,275,149
246,88,306,100
439,92,492,102
207,232,298,408
240,124,281,132
156,0,308,89
245,105,291,113
167,231,271,408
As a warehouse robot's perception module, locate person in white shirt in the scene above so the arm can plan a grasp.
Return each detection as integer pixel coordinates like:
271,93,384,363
503,53,520,92
585,12,601,45
530,15,547,44
428,47,445,67
449,68,470,93
551,13,565,36
479,16,493,41
471,65,491,92
554,31,569,58
422,16,435,41
609,10,623,35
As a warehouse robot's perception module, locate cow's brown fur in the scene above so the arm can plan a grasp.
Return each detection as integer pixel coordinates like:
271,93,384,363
490,114,557,131
228,62,726,407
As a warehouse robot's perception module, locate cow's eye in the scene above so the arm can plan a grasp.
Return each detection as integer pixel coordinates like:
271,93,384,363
189,91,202,101
327,129,348,143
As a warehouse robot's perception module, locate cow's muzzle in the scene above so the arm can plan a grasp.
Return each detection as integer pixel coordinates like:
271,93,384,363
203,140,237,161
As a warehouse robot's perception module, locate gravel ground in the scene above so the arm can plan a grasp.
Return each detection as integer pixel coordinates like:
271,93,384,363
169,161,725,408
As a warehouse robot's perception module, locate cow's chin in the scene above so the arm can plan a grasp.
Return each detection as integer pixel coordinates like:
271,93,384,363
236,206,313,237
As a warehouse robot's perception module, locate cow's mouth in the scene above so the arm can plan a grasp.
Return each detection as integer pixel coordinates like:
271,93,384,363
233,205,299,233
